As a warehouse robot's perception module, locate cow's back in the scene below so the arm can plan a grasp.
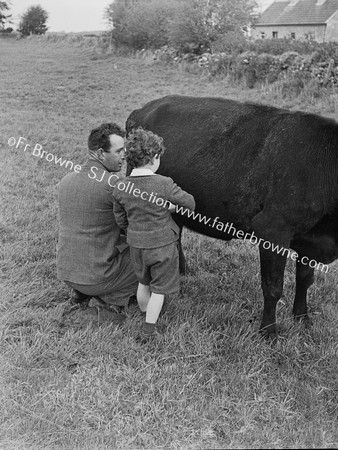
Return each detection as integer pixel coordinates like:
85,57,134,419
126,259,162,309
126,95,338,239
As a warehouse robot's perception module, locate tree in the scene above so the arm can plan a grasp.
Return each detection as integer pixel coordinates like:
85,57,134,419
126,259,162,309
104,0,130,45
168,0,211,50
0,1,12,29
169,0,257,51
105,0,257,52
207,0,257,34
18,5,49,36
105,0,178,49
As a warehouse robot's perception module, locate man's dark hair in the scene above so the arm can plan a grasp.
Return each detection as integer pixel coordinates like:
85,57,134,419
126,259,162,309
126,127,165,168
88,123,126,152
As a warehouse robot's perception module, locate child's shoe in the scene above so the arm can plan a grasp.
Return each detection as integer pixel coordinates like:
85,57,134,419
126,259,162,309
136,322,161,343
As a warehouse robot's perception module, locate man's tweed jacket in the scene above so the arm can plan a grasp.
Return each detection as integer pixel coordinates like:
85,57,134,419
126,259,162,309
57,159,130,285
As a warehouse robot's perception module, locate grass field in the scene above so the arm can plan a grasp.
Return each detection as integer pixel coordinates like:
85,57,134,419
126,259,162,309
1,37,338,449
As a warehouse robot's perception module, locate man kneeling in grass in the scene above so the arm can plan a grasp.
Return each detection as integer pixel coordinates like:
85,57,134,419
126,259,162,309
113,127,195,340
56,123,138,313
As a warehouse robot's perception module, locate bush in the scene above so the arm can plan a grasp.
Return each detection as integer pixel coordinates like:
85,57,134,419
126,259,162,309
106,0,256,53
106,0,178,50
247,37,338,60
0,26,12,33
168,0,256,53
247,38,315,55
168,0,210,51
209,30,247,54
162,45,338,91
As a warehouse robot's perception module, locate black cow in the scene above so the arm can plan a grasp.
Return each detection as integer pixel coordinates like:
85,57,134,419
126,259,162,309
126,95,338,339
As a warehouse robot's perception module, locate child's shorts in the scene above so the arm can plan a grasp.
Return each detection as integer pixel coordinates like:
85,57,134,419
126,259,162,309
130,241,179,294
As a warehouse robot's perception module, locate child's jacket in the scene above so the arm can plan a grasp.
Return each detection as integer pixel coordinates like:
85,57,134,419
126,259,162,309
113,171,195,249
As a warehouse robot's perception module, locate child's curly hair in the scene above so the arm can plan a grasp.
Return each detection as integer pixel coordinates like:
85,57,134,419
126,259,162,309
126,127,165,168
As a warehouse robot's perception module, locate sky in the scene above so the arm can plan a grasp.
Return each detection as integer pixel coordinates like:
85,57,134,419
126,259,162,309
7,0,112,32
6,0,275,33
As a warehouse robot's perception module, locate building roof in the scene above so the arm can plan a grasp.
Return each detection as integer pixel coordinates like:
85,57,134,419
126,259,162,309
256,0,338,25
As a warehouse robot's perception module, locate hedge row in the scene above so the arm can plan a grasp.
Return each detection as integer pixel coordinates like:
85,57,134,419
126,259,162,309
152,45,338,89
246,38,338,59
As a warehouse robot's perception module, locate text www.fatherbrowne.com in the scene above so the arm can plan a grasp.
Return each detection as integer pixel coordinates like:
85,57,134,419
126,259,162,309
175,204,329,273
115,179,329,274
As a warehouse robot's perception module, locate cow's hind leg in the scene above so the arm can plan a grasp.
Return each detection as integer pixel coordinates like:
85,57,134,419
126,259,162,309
252,212,291,340
258,246,287,340
293,260,314,326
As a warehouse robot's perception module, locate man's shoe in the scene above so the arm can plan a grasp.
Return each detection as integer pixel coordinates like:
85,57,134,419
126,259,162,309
70,289,91,305
128,294,137,306
90,297,125,315
110,304,126,315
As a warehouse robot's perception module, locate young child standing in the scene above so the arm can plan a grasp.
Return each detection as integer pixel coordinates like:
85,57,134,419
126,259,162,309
113,127,195,341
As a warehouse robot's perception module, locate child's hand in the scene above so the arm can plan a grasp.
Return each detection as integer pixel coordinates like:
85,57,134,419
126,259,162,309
168,202,176,212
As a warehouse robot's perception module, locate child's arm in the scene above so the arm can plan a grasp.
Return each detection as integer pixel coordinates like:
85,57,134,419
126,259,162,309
113,199,128,230
166,179,196,212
